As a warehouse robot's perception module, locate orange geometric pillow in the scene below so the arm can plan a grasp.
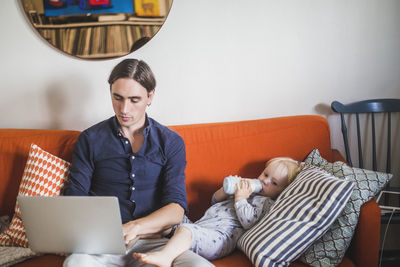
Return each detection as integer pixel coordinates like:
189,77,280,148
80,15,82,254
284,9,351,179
0,144,70,247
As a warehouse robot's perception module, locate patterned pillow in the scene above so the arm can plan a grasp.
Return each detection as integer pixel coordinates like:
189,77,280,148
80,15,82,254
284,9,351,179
237,164,354,267
299,149,392,267
0,144,70,247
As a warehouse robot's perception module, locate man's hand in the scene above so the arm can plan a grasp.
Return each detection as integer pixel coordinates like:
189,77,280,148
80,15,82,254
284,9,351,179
122,203,184,245
234,179,253,203
122,220,142,245
122,221,165,246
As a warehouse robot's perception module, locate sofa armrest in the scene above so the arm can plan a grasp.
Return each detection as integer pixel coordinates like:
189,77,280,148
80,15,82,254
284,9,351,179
331,149,346,162
350,199,381,267
331,149,381,266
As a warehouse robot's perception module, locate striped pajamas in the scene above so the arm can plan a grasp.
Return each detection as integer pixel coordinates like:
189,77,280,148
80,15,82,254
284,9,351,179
181,194,275,260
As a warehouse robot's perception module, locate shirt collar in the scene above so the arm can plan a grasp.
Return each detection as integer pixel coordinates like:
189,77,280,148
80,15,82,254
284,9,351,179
112,114,152,137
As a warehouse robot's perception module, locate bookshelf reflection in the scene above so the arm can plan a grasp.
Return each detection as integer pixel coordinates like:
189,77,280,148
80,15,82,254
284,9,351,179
20,0,173,60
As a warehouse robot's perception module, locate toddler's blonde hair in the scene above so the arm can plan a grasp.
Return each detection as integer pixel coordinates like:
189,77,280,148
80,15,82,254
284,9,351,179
266,157,304,184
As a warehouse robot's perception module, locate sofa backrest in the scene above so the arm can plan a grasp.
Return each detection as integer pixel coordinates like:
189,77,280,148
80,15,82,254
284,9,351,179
0,129,79,216
0,115,332,221
170,115,333,220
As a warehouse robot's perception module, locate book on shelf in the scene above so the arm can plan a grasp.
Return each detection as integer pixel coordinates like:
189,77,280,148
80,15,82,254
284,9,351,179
90,27,100,55
113,26,123,54
76,28,87,56
125,26,134,52
29,11,41,25
82,27,92,56
98,26,106,55
120,26,130,53
133,26,142,42
134,0,167,17
98,14,127,22
106,26,114,54
71,28,80,55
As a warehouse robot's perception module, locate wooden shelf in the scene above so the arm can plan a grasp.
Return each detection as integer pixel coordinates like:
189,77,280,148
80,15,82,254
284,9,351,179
33,17,165,29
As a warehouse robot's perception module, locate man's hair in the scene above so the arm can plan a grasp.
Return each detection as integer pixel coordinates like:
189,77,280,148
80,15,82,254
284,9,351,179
108,59,156,93
266,157,304,184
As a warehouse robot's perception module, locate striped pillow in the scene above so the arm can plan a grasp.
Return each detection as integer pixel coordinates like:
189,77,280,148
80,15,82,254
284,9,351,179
300,149,392,266
237,164,354,267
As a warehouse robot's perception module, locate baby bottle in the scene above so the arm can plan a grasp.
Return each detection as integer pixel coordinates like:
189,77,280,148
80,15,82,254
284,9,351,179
223,176,262,195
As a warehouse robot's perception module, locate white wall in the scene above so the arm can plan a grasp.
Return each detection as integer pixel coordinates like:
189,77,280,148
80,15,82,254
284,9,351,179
3,0,400,170
1,0,400,166
1,0,400,248
4,0,400,167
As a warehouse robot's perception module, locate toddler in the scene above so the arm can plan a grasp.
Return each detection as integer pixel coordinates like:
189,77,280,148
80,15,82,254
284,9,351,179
133,157,303,267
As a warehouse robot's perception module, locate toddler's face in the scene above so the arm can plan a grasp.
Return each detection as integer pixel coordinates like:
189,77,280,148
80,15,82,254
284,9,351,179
257,162,289,199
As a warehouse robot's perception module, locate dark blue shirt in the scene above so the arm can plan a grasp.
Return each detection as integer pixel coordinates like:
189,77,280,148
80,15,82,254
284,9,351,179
63,116,188,223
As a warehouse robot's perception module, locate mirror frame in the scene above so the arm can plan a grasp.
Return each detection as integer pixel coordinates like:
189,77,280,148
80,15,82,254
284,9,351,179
19,0,173,60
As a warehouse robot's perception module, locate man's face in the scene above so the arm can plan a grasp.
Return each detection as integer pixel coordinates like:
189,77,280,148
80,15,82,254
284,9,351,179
110,78,154,130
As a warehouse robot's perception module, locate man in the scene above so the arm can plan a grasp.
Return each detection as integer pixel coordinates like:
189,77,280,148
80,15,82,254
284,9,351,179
63,59,213,267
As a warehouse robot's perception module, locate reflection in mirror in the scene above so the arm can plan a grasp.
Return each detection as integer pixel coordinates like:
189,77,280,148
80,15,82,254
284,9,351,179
20,0,173,60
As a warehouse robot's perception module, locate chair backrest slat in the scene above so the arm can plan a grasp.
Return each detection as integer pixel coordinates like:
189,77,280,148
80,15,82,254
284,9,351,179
387,112,391,173
339,112,353,166
371,112,377,171
356,113,363,168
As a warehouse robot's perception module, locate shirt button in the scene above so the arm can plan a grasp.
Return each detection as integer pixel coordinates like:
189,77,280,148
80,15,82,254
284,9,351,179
131,174,135,178
131,187,135,191
131,156,135,160
125,140,129,144
131,200,135,203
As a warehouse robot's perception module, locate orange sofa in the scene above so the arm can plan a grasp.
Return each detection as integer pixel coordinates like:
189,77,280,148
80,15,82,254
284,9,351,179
0,115,380,267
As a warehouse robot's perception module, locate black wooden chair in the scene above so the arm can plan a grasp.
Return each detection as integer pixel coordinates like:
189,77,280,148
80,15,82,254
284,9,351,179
331,98,400,265
331,98,400,223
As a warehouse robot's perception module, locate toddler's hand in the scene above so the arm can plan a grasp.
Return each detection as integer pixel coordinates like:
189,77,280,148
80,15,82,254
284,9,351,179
234,179,253,203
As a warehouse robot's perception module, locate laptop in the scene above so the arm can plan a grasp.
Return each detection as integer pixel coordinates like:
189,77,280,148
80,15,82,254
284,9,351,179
376,190,400,214
18,195,126,255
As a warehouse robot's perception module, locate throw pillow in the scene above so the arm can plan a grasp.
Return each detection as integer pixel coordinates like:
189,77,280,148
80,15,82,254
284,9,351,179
299,149,392,267
0,144,70,247
237,164,354,267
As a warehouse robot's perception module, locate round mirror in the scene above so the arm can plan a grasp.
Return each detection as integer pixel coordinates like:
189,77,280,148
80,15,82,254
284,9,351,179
20,0,173,60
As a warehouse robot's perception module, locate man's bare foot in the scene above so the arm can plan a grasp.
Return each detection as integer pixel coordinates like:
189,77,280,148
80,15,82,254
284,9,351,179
133,251,173,267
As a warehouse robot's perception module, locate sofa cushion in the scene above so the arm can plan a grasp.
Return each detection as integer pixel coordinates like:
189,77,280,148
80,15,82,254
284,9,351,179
0,144,70,247
237,164,354,267
0,246,36,266
299,149,392,267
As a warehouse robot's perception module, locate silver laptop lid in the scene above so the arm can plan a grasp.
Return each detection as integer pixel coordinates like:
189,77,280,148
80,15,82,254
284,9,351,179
18,195,126,255
376,190,400,213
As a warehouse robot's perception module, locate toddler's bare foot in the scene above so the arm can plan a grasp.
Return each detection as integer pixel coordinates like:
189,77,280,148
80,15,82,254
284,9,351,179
133,251,173,267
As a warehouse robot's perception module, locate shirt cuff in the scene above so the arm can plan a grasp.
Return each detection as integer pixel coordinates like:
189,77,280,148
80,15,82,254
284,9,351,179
234,198,249,209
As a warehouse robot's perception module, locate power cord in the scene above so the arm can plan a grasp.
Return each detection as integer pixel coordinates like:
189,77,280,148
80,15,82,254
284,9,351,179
379,209,395,267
